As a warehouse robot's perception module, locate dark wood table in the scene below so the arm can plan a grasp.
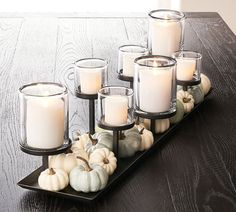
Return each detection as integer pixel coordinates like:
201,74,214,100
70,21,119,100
1,12,236,212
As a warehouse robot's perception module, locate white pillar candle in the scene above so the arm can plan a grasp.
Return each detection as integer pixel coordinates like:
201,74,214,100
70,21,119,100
176,58,196,81
122,53,141,77
80,69,102,94
26,97,65,149
150,19,181,56
139,69,172,113
104,95,128,125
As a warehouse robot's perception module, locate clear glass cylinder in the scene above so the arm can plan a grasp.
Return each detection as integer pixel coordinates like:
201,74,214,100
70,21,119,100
134,55,177,116
19,82,68,149
118,45,149,77
97,86,134,126
148,9,185,56
74,58,108,95
172,50,202,82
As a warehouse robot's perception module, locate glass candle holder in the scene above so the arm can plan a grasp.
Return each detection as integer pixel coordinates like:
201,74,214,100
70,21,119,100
148,9,185,56
19,82,68,149
97,86,134,127
172,50,202,83
134,55,177,117
74,58,108,95
118,45,149,78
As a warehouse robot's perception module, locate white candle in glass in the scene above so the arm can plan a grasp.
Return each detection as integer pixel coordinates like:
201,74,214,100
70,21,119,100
139,68,172,113
122,53,141,77
104,95,128,125
80,69,102,94
26,97,65,149
176,58,196,81
150,19,181,56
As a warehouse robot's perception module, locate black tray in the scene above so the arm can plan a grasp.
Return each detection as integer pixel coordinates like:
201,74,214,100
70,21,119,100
18,90,212,202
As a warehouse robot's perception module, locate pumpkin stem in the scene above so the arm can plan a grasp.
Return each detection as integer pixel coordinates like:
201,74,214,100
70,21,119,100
88,133,98,145
49,168,56,175
103,158,109,164
119,132,126,140
76,156,92,172
183,97,191,103
139,127,145,134
135,117,140,125
67,149,73,154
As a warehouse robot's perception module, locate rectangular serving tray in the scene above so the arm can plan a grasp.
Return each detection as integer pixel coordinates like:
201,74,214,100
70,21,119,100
18,91,212,202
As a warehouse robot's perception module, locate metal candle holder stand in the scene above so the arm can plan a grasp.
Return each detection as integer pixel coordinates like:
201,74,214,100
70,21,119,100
98,119,134,160
134,110,177,134
75,86,97,135
177,78,201,91
19,139,72,168
118,70,134,89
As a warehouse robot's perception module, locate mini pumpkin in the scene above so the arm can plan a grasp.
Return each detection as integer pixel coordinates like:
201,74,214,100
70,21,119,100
170,100,185,124
200,73,211,95
143,118,170,134
38,168,69,191
135,125,154,151
89,148,117,175
70,157,109,193
177,90,194,113
188,85,204,104
48,150,89,174
71,132,90,150
85,132,113,154
118,127,141,158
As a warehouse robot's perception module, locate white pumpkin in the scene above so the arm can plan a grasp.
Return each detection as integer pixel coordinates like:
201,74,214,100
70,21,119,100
177,90,195,113
135,125,154,151
38,168,69,191
143,118,170,134
70,158,109,193
48,150,89,174
71,133,90,150
89,148,117,175
200,73,211,95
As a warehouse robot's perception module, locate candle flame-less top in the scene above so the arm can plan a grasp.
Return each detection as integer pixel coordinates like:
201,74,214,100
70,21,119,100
148,9,185,21
19,82,68,97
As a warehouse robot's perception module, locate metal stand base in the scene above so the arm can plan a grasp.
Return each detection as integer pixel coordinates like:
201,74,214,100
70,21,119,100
75,86,97,134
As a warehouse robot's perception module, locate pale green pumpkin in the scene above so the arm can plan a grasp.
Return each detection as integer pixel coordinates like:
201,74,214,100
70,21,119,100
170,100,185,124
188,85,204,104
118,127,141,158
200,73,211,95
70,157,108,193
85,131,113,154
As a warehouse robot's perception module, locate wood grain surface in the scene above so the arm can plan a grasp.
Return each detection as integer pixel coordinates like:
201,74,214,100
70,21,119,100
0,12,236,212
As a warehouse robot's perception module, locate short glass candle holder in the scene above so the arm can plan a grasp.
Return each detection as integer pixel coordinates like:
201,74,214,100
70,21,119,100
118,45,149,79
173,50,202,86
134,55,177,118
97,86,134,128
19,82,69,150
74,58,108,97
148,9,185,56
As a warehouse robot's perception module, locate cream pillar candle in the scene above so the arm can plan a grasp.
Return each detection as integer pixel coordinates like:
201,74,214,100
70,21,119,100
122,53,141,77
104,95,128,125
176,58,196,81
139,69,172,113
26,97,65,149
150,19,182,56
80,69,102,94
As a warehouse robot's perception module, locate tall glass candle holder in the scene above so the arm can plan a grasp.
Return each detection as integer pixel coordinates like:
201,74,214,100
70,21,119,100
97,86,134,158
118,45,149,88
134,55,177,120
148,9,185,56
173,50,202,90
74,58,108,134
19,82,69,151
